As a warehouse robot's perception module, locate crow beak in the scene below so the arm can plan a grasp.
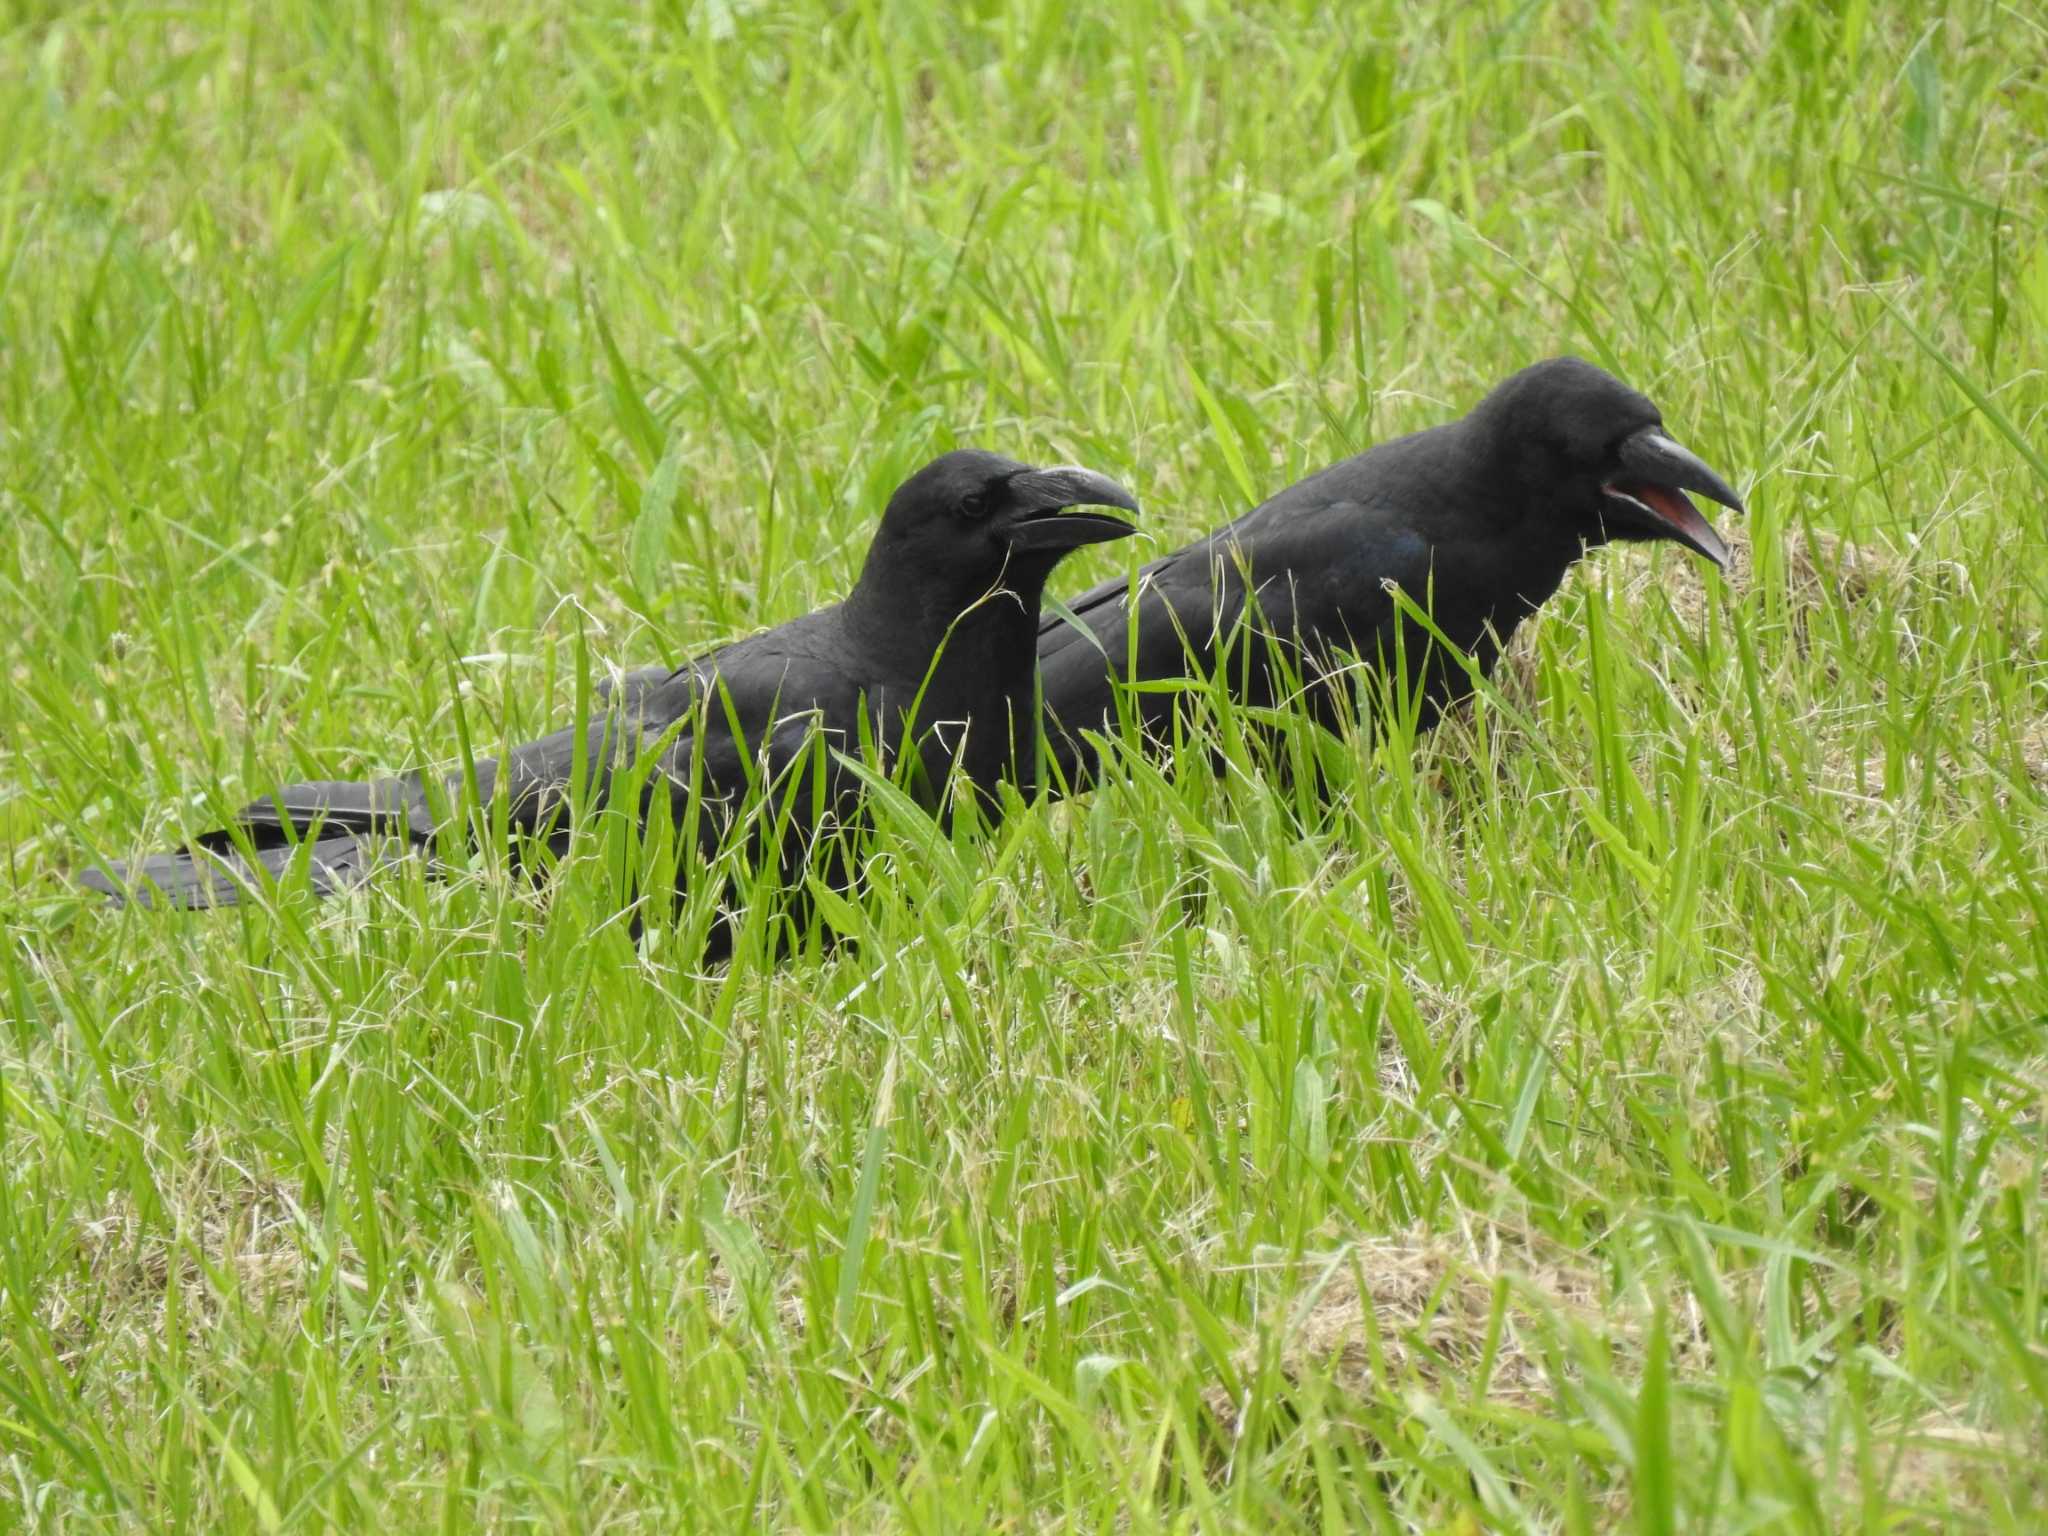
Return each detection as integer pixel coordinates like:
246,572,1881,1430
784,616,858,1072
1001,465,1140,552
1603,427,1744,567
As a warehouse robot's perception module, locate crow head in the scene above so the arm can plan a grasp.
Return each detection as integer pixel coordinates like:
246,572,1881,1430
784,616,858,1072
1473,356,1744,566
853,449,1139,639
867,448,1138,589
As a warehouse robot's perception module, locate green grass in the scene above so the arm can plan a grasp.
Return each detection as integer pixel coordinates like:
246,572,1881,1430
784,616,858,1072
4,0,2046,1529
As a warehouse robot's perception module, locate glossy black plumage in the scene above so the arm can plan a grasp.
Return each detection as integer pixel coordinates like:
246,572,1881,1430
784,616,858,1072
79,451,1137,933
1037,357,1743,786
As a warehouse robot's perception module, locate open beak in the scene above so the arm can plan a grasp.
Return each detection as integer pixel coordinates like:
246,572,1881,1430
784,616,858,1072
1603,428,1744,567
1001,465,1141,553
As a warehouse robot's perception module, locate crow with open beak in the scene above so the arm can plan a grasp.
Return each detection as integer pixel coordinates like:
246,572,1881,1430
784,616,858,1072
1038,356,1744,785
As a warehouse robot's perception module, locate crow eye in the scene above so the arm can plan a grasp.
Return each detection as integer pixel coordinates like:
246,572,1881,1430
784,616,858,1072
1609,420,1658,459
960,490,989,519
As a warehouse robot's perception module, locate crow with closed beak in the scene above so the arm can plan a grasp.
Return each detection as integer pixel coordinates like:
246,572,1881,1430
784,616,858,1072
1037,357,1743,785
79,450,1137,944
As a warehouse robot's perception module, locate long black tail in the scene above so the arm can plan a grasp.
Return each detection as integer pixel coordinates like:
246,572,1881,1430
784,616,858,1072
76,667,742,915
77,775,433,909
75,682,662,911
76,830,398,908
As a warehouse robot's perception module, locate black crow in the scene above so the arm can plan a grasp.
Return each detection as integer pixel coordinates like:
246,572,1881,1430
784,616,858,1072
1036,357,1743,785
79,451,1138,935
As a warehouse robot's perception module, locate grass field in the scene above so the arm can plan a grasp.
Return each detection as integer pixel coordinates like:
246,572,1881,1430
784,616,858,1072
4,0,2046,1529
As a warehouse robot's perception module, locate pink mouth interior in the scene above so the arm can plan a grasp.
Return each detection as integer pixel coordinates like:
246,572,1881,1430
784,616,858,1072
1613,480,1730,562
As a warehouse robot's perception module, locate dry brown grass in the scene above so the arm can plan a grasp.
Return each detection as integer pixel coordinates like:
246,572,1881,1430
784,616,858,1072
1664,523,1900,632
44,1155,327,1364
1205,1224,1617,1433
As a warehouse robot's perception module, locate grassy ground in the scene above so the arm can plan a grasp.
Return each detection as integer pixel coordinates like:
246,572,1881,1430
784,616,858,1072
3,0,2045,1529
